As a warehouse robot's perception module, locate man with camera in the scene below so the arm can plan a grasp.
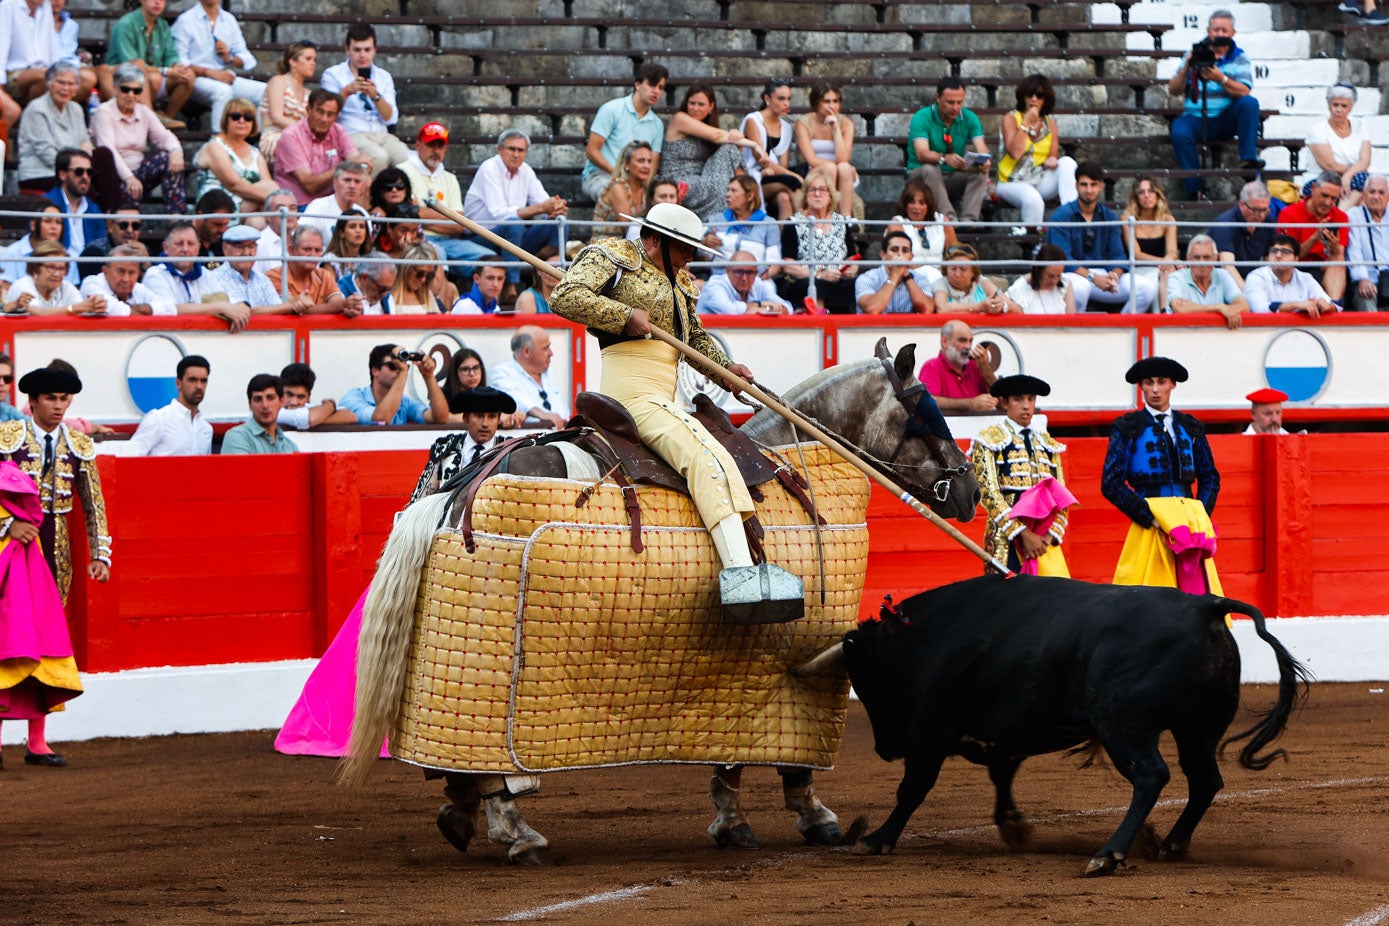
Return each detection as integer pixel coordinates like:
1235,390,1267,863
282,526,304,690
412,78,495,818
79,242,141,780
1166,10,1262,200
1347,174,1389,311
340,343,450,426
1277,171,1349,304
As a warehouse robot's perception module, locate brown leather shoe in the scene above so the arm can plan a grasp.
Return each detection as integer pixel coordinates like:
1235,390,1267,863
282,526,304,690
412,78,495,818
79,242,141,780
157,112,187,130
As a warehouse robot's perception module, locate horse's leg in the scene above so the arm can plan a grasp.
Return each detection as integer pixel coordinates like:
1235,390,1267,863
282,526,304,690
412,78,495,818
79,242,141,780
778,767,843,845
707,765,759,849
477,774,552,865
436,773,481,854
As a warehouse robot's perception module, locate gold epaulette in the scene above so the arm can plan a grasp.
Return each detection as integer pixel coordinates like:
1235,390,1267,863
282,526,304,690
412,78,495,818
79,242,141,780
65,426,97,461
0,420,26,454
971,423,1013,452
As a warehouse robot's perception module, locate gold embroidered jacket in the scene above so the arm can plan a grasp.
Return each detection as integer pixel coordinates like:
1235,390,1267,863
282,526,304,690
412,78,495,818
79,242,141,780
970,420,1068,562
550,238,731,378
0,420,112,565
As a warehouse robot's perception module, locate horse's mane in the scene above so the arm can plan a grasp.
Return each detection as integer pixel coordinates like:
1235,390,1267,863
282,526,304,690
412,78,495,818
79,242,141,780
741,358,880,441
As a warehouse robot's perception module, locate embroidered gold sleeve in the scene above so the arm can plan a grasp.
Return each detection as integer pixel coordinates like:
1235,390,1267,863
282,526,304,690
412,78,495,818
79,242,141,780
1048,451,1068,545
549,249,634,335
970,440,1025,541
75,459,112,565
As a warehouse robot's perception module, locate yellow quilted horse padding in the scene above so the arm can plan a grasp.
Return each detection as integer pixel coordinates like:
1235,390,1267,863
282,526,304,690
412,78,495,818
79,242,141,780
391,443,870,773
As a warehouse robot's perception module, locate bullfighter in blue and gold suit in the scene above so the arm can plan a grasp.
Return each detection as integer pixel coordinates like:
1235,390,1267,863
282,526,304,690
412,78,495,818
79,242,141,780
1102,357,1222,594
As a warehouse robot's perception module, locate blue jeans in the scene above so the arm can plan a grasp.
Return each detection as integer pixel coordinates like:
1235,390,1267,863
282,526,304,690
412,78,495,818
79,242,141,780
489,221,563,283
425,234,496,278
1170,94,1262,196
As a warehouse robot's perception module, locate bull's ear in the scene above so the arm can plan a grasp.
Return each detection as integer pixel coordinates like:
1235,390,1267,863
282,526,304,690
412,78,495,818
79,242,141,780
894,343,917,384
874,337,890,361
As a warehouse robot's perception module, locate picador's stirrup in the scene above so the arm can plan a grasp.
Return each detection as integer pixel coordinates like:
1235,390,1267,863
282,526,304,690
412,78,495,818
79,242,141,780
720,564,805,625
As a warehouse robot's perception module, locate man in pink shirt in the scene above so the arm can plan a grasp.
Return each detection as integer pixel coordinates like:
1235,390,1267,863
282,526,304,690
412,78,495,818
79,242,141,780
272,88,361,205
918,319,998,413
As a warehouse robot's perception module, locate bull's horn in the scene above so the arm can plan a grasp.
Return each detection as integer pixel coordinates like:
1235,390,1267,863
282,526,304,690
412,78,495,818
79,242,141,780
791,642,845,678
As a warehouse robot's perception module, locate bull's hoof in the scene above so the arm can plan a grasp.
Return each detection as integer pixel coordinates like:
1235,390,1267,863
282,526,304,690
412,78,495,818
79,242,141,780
850,834,893,856
998,817,1033,849
713,822,760,849
1083,852,1123,877
436,804,476,854
508,845,555,866
1158,841,1189,862
801,821,843,846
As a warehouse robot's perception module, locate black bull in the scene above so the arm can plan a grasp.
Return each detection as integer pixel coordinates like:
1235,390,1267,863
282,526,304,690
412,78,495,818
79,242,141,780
841,574,1311,875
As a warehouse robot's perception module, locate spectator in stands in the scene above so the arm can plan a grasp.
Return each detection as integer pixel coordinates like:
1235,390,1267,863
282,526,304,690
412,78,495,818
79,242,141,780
1348,174,1389,310
1123,176,1178,298
129,354,212,456
463,128,568,285
699,250,792,315
906,77,991,224
853,232,933,315
1305,83,1371,209
369,165,412,216
4,242,103,316
76,207,143,279
388,240,447,314
320,23,407,175
593,141,655,238
142,220,253,330
302,160,372,241
79,242,173,316
1244,387,1290,435
340,343,449,425
221,373,298,454
662,84,760,222
1244,234,1337,317
794,82,858,218
0,0,55,107
444,347,487,398
647,177,680,207
582,62,668,210
50,0,88,68
1007,244,1075,314
918,319,998,414
0,200,63,284
90,64,187,214
192,189,235,260
16,61,90,194
934,243,1017,314
778,175,858,313
272,89,360,206
886,180,954,283
739,78,800,221
191,98,278,215
208,223,312,315
995,74,1077,233
258,41,315,165
451,257,507,315
1160,234,1248,329
278,362,355,429
1166,9,1262,199
255,188,298,268
1047,162,1156,313
341,253,396,315
0,353,21,420
172,0,264,131
264,225,363,316
705,176,781,274
44,148,102,278
491,325,569,428
1278,170,1349,303
99,0,195,130
513,246,561,315
399,122,496,275
375,201,421,256
325,213,370,279
1209,179,1279,286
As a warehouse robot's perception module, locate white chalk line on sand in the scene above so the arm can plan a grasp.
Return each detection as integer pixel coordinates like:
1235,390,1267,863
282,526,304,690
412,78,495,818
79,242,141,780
496,773,1389,923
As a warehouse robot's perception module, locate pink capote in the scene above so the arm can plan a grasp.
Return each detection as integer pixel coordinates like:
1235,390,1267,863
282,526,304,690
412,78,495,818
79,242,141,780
0,461,79,716
1005,476,1079,576
1166,524,1218,595
274,589,389,757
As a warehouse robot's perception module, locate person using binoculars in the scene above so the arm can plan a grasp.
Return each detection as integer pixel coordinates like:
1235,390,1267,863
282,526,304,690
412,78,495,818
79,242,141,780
339,342,449,425
1166,9,1263,200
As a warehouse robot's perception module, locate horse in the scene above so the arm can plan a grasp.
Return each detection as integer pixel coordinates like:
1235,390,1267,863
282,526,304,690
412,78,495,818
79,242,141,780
341,338,981,864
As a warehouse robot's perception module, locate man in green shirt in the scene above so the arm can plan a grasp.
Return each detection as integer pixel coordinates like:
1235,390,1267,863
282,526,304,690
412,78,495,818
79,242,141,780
98,0,194,130
221,373,300,455
905,77,991,224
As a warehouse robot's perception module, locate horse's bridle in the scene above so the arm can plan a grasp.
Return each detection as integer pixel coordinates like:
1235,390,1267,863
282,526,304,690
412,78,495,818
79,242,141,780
877,357,971,503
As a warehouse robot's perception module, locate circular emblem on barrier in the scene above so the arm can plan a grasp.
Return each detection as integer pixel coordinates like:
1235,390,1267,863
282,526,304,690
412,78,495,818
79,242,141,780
1262,328,1331,402
971,329,1023,379
406,331,469,397
125,334,188,413
677,330,733,409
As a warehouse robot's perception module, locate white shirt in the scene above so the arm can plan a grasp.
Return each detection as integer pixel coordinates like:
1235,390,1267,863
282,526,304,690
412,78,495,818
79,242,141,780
300,195,370,243
490,358,569,421
1306,117,1365,172
695,272,792,315
0,0,58,79
143,262,228,305
171,3,256,71
256,225,285,272
1007,275,1070,315
1146,405,1178,441
129,397,213,456
320,61,398,134
1348,205,1389,281
80,273,176,317
463,153,550,227
1243,266,1331,314
8,274,82,310
277,405,311,430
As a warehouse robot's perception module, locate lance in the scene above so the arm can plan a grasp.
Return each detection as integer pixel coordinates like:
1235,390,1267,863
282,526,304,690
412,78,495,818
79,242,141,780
424,201,1009,576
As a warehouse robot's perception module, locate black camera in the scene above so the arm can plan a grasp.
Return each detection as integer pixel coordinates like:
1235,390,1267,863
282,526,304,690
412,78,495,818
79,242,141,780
1189,36,1233,70
393,347,426,362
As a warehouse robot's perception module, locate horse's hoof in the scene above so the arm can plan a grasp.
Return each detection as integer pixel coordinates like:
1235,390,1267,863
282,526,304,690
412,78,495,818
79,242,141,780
998,818,1033,849
1083,853,1121,877
713,822,760,849
436,804,475,854
801,821,843,846
508,845,554,866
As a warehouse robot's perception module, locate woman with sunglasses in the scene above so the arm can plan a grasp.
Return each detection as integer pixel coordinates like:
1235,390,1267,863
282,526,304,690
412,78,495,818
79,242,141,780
193,98,279,219
995,74,1077,233
777,176,858,312
0,201,64,285
325,213,371,279
89,63,186,214
6,242,105,317
369,166,413,217
933,244,1017,314
259,41,316,164
388,241,448,314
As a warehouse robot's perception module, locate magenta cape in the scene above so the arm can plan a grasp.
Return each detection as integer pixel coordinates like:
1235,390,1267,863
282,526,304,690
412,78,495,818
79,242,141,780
274,588,389,757
1005,476,1079,576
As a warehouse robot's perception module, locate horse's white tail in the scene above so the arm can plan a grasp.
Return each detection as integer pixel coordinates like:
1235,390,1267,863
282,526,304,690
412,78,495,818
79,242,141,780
338,492,455,788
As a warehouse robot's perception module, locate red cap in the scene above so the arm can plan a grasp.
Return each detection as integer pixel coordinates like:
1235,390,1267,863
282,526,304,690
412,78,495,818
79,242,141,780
418,122,449,144
1246,388,1288,404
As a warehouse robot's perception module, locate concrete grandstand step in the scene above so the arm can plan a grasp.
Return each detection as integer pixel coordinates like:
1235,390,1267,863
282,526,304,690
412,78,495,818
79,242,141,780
1153,55,1341,87
1092,2,1275,32
1122,27,1311,57
1263,112,1389,139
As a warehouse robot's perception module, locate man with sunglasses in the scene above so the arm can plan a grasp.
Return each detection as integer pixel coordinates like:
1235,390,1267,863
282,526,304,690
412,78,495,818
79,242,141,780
339,343,449,426
75,206,143,279
42,148,102,282
0,353,25,422
1046,161,1156,313
400,122,496,279
1207,180,1279,286
905,77,991,224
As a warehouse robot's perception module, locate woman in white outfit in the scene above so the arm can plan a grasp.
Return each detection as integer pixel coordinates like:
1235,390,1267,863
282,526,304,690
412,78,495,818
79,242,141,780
740,79,801,220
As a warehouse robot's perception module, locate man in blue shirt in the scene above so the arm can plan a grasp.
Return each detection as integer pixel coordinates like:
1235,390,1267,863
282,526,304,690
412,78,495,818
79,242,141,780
339,343,450,425
580,62,667,204
1166,10,1262,199
1046,162,1156,313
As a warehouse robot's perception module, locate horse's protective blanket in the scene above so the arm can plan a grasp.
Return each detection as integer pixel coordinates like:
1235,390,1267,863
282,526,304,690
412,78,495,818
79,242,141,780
391,443,870,774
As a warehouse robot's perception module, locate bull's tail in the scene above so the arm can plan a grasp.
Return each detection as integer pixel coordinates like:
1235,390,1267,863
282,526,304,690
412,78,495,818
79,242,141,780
1217,598,1313,771
337,492,454,788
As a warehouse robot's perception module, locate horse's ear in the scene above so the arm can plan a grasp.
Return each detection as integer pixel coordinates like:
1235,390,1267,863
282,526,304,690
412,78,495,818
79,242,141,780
874,337,891,361
893,343,917,384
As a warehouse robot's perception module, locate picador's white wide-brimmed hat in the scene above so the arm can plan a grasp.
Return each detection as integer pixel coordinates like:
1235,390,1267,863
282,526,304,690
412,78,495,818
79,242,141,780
621,202,720,256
